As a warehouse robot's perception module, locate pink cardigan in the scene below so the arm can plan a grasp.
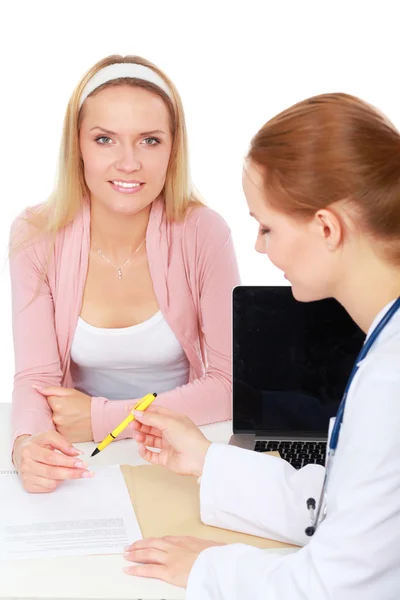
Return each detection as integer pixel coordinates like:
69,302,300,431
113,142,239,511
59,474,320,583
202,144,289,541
10,198,240,445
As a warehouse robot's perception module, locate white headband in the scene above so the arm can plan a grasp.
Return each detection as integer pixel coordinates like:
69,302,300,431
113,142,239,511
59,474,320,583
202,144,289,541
79,63,173,108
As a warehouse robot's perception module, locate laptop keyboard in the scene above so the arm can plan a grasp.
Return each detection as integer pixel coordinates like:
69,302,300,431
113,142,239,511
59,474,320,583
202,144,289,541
254,440,326,469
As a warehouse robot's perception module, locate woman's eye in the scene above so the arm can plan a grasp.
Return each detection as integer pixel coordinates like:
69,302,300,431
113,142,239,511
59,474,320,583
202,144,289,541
260,227,271,236
95,136,112,145
142,137,160,146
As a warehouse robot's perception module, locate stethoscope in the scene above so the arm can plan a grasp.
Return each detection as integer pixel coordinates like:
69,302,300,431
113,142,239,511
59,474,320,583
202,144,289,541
305,296,400,536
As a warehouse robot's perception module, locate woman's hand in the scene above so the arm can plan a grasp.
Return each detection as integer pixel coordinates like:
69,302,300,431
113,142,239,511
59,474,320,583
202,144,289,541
34,386,93,442
123,536,225,587
129,405,212,477
12,431,94,493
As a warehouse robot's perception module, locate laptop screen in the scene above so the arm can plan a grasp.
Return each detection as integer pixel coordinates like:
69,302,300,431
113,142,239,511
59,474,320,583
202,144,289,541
233,286,365,436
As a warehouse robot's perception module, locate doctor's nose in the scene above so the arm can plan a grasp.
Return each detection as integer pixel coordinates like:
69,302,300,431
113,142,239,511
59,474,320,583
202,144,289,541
255,235,267,255
115,145,142,173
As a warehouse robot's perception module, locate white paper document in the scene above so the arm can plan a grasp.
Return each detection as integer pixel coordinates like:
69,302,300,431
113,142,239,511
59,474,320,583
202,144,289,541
0,465,142,560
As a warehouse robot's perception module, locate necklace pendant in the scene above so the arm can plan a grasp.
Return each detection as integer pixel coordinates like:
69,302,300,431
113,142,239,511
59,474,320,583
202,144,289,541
118,268,122,279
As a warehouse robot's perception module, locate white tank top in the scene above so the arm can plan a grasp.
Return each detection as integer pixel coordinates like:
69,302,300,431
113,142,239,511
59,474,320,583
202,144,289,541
70,311,190,400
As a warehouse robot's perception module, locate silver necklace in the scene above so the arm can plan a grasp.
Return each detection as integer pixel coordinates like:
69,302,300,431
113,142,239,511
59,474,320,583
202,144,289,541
95,238,146,279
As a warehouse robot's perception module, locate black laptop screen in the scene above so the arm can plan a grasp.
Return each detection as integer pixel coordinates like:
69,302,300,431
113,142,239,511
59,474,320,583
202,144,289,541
233,286,365,436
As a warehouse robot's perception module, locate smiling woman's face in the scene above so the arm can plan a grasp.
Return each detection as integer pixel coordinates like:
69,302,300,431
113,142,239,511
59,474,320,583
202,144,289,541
79,84,173,216
242,160,339,302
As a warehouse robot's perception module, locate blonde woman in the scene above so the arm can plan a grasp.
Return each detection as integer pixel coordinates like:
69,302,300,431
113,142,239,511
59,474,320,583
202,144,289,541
10,55,240,493
124,94,400,599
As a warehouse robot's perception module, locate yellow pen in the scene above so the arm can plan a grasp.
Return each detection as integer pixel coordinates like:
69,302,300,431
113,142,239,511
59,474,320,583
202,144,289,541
90,392,157,457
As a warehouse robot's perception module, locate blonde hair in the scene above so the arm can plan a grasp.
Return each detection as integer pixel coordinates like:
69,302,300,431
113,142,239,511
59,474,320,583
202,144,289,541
247,93,400,265
13,54,203,251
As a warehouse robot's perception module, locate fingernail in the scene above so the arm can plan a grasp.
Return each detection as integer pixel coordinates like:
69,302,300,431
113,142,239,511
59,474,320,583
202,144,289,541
72,448,83,455
132,410,144,418
124,567,133,574
123,553,131,558
32,384,44,391
81,471,94,478
124,546,131,551
74,460,87,468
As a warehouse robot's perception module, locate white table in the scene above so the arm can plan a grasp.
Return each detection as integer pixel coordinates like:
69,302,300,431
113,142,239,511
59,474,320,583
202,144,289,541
0,403,232,600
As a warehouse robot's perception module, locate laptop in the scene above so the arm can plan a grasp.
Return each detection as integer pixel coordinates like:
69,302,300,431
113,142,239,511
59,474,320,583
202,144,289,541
229,286,365,469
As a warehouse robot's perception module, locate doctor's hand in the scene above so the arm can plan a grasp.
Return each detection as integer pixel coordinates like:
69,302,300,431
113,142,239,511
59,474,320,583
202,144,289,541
12,431,93,494
34,385,93,443
124,536,225,587
129,405,212,478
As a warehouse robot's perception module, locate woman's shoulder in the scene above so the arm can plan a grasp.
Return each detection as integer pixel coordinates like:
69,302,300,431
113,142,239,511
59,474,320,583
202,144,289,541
11,202,46,228
182,202,232,239
10,201,86,246
9,203,50,249
9,202,86,269
174,203,237,270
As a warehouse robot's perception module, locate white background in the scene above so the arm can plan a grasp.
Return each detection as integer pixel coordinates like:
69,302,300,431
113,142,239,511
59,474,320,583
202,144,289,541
0,0,399,402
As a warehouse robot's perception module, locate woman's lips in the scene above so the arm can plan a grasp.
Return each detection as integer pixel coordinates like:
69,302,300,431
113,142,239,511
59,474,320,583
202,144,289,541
109,181,145,194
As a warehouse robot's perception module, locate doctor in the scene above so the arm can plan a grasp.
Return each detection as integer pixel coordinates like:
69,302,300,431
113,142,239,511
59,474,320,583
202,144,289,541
123,93,400,599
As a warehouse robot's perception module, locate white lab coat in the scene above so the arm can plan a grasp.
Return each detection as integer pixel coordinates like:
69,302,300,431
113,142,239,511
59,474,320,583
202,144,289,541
187,303,400,599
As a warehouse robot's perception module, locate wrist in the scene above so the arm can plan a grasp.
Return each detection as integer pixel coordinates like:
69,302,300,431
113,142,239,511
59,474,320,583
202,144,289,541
195,440,212,478
12,435,31,468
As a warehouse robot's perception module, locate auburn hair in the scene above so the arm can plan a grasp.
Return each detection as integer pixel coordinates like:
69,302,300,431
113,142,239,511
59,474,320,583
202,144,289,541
248,93,400,263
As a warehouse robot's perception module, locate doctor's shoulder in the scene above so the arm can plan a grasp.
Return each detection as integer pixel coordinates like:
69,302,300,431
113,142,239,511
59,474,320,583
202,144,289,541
349,341,400,429
358,321,400,379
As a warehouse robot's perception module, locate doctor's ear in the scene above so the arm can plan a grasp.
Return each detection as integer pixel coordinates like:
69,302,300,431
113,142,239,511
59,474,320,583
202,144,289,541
313,209,343,251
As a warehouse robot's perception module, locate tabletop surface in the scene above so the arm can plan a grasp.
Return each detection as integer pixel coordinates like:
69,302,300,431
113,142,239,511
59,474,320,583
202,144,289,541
0,403,233,600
